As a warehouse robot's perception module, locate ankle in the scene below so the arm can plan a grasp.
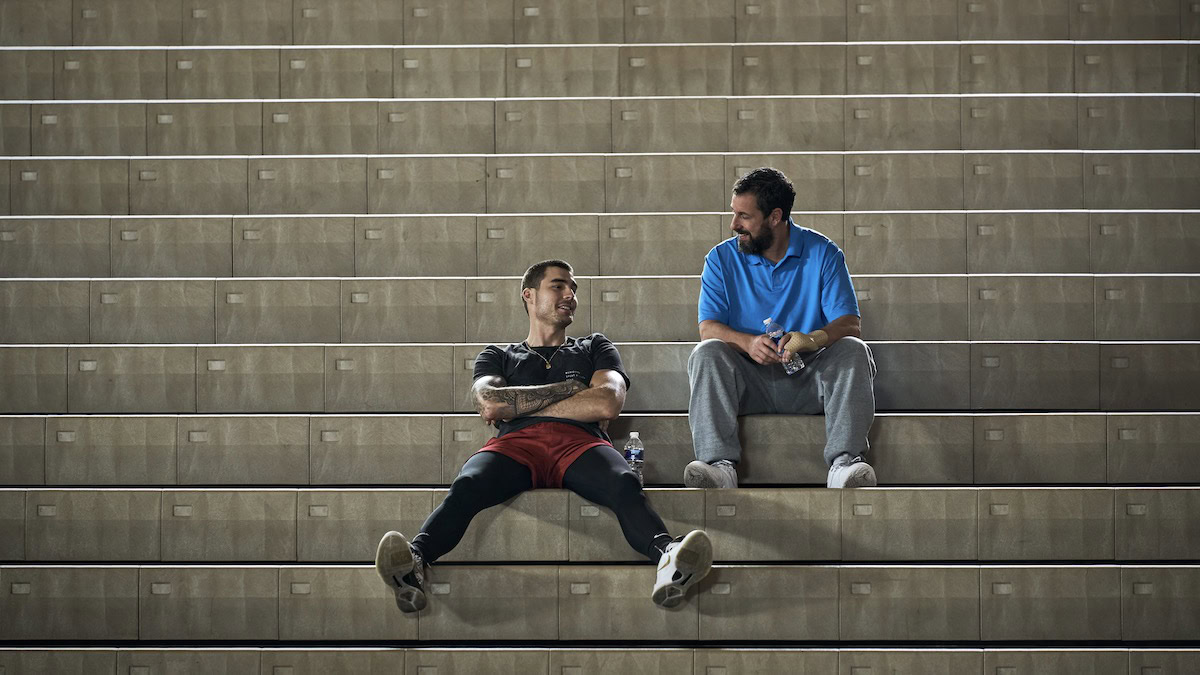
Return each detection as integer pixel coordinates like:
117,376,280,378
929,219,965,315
409,537,432,567
647,533,674,562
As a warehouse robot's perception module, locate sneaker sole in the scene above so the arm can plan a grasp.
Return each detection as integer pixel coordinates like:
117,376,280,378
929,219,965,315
375,531,426,613
683,463,734,489
652,530,714,609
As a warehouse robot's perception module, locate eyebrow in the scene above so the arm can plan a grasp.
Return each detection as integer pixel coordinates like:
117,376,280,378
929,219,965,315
548,276,578,291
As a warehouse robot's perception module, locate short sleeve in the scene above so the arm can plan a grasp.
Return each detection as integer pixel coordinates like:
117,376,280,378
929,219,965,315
697,249,729,325
820,246,860,322
588,334,631,389
472,345,508,382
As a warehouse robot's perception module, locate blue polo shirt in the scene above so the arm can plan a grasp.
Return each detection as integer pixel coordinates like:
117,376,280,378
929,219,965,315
698,221,859,336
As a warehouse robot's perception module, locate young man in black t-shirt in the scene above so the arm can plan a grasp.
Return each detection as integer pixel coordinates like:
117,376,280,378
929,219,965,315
375,260,713,612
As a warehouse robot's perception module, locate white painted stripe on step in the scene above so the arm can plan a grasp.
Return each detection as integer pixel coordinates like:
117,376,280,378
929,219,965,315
5,485,1197,493
4,209,1200,220
5,274,1200,283
6,563,1197,569
6,411,1199,419
1,92,1195,104
5,340,1198,348
8,149,1200,160
2,39,1195,51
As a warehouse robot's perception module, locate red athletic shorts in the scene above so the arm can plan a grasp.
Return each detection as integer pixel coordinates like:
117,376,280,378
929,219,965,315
476,421,611,489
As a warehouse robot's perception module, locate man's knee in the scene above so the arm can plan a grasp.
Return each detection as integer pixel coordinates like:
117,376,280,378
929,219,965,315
599,467,646,508
689,338,736,372
446,470,482,503
827,336,875,375
615,466,644,494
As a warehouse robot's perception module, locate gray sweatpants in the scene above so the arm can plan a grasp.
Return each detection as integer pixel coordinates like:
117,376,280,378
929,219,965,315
687,336,877,466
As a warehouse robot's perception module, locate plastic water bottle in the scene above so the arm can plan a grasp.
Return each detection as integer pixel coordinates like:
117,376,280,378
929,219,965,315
763,317,805,375
623,432,645,485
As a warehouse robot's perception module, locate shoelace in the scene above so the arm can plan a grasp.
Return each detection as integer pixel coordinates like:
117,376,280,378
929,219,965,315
405,550,428,588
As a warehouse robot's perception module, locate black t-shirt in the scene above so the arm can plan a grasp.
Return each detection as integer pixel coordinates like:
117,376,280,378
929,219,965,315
472,332,631,441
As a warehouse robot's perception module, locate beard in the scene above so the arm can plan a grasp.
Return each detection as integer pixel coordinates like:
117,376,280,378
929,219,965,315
539,304,575,329
736,226,774,254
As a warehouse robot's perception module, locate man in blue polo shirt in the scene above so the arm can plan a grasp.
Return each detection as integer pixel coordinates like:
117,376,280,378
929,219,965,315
685,167,878,489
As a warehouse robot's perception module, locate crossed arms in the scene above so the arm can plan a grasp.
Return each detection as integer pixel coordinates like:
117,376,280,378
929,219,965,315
472,369,627,426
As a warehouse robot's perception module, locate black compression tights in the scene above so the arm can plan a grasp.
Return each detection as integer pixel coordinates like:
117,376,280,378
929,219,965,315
410,446,672,564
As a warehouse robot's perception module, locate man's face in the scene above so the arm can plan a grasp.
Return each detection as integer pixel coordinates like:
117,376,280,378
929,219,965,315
527,266,577,328
730,192,779,255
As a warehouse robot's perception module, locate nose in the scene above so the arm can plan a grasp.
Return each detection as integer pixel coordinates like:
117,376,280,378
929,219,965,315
729,216,739,232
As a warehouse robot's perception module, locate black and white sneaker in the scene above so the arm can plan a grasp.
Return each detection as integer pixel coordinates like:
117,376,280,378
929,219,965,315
651,529,713,609
375,530,428,613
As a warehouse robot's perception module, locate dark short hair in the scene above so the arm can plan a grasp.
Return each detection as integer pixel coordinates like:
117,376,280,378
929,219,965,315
733,167,796,222
520,259,573,314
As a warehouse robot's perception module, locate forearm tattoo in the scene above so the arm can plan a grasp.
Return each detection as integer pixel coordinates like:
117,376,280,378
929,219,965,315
477,379,586,418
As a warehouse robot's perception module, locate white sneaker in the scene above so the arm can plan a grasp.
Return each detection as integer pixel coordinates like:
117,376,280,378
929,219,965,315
683,459,738,488
826,454,877,488
651,529,713,609
375,530,427,613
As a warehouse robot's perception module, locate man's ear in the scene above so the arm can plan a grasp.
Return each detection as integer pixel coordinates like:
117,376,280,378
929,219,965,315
770,207,784,227
522,287,532,305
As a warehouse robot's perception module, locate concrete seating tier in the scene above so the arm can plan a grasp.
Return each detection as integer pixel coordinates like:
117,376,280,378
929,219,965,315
3,413,1200,488
2,275,1198,344
3,0,1196,46
2,487,1199,563
1,152,1199,216
6,412,1199,488
0,95,1196,156
3,212,1199,278
1,563,1198,642
1,342,1198,414
2,43,1198,100
2,647,1200,674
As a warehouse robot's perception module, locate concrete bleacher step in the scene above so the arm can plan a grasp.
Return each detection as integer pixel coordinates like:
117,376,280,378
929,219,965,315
3,487,1199,563
1,563,1198,641
2,342,1199,413
0,94,1195,156
3,0,1193,46
2,648,1198,674
3,413,1200,487
2,42,1196,100
7,647,1200,675
5,0,1196,46
2,152,1200,216
2,274,1198,344
4,212,1199,278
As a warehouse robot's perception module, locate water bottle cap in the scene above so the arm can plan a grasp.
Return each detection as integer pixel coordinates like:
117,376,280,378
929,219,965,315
763,317,772,325
629,432,640,439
